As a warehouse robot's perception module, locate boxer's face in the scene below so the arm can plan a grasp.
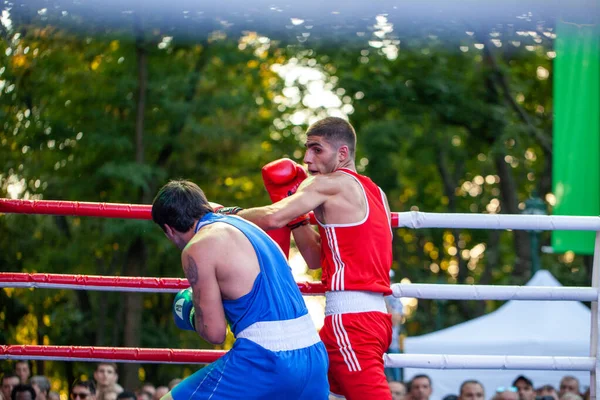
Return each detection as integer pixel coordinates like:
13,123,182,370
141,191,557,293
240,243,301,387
163,225,187,250
304,136,341,175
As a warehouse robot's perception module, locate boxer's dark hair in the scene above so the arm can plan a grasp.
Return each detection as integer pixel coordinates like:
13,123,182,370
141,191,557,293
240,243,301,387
306,117,356,157
152,180,213,232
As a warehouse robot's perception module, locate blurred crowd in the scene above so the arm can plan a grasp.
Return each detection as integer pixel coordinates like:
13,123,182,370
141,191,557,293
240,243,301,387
1,361,181,400
387,374,588,400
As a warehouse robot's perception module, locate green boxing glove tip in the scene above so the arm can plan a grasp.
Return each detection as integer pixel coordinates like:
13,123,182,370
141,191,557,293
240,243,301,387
173,288,197,331
189,308,196,330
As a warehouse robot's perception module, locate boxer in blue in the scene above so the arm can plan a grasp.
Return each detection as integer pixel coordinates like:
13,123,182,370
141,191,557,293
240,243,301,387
151,180,329,400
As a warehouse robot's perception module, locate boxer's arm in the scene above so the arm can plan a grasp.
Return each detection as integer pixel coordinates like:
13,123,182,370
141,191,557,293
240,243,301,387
292,224,322,270
181,241,227,344
238,175,339,230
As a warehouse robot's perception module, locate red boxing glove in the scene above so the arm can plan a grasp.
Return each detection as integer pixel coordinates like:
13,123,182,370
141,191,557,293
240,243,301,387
262,158,308,202
262,158,310,229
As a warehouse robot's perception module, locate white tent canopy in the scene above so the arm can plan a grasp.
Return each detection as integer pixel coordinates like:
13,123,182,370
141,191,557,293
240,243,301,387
403,270,591,400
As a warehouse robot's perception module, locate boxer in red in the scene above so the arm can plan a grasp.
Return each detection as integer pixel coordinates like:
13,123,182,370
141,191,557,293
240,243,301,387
239,117,393,400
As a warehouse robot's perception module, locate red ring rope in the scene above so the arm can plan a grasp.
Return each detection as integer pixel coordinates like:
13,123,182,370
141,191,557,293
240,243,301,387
1,345,224,364
0,199,152,219
0,273,326,295
0,199,401,228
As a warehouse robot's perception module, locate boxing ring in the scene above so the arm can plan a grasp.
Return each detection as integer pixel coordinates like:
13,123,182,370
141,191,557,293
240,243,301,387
1,198,599,396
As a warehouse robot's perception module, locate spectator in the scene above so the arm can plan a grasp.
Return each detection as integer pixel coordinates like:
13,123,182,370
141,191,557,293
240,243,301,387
513,376,535,400
135,392,150,400
389,381,406,400
47,393,59,400
70,381,95,400
166,381,180,392
560,393,583,400
409,375,432,400
537,385,559,400
559,377,580,398
14,363,30,385
30,376,50,400
2,374,20,400
583,387,590,400
443,396,458,400
116,392,135,400
93,364,121,397
11,385,35,400
138,385,154,400
494,387,518,400
458,380,484,400
97,388,118,400
385,285,404,382
152,387,168,400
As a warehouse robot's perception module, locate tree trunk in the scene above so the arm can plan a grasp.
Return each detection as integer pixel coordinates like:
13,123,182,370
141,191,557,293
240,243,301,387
494,155,531,280
121,28,150,391
95,260,107,346
122,237,146,390
434,142,474,321
476,35,533,283
475,230,500,315
36,309,45,375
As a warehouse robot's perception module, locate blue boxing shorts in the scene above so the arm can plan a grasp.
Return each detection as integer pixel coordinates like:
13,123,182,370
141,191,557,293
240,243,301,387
171,314,329,400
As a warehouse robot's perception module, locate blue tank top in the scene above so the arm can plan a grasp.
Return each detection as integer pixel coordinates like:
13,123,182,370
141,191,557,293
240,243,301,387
194,212,309,335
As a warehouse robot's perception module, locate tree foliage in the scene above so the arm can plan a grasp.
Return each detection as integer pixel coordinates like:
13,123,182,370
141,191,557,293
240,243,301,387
0,7,590,392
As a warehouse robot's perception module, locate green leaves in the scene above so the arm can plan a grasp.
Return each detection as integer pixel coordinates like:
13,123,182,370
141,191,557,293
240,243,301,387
97,162,155,192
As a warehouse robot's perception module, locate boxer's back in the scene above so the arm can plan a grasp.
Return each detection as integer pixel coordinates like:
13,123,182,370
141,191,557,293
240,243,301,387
315,168,393,295
196,213,309,335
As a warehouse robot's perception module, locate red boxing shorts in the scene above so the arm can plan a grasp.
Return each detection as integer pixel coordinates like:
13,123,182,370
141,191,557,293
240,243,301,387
319,291,393,400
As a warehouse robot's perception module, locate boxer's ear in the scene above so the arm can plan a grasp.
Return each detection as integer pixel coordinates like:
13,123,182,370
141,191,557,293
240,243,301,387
337,144,349,162
163,224,177,240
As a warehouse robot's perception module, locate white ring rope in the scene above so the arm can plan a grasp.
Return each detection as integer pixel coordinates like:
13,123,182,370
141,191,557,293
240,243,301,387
395,211,600,231
391,283,598,301
384,354,595,371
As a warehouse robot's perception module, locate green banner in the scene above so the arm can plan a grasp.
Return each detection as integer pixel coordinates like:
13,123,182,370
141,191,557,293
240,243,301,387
552,20,600,255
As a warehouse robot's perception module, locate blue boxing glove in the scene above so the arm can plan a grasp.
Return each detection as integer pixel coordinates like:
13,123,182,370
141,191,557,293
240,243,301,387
173,288,196,331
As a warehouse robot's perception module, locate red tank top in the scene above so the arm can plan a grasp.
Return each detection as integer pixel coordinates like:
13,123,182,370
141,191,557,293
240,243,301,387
317,168,393,295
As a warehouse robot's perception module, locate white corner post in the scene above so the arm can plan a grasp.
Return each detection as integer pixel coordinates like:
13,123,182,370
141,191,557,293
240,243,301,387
591,231,600,400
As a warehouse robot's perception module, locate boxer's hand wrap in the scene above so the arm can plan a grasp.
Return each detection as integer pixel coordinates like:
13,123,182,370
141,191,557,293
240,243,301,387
287,218,310,230
262,158,310,229
173,288,196,331
214,206,243,215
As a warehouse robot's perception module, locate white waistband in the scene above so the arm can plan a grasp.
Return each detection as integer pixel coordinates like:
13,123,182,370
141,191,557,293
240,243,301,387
325,291,387,316
236,314,320,352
